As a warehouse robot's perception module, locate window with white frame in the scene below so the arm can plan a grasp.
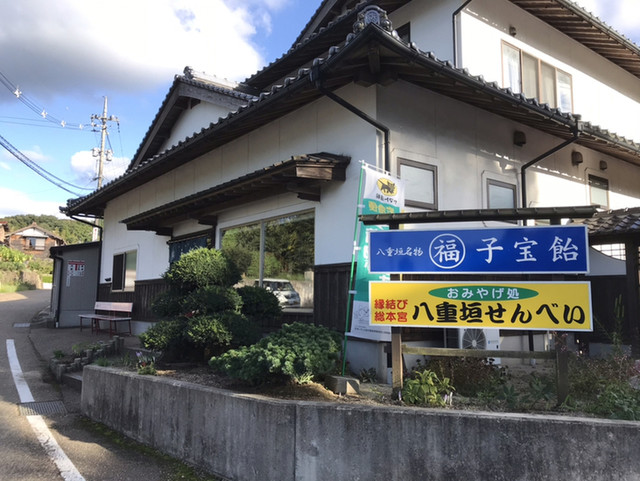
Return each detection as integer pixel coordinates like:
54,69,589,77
398,158,437,210
112,250,137,291
487,179,517,209
588,174,609,208
502,42,573,112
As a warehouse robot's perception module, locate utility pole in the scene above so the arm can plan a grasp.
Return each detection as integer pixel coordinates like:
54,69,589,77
91,96,119,189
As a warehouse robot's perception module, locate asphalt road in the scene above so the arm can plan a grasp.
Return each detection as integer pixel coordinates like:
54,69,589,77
0,289,217,481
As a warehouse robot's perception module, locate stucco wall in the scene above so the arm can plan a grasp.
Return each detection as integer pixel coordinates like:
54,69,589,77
83,366,640,481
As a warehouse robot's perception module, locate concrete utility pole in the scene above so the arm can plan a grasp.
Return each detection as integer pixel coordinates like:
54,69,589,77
91,97,119,190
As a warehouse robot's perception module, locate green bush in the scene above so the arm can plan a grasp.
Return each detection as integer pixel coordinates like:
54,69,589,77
163,248,241,292
219,311,262,347
139,320,188,359
209,322,341,385
185,315,232,358
237,285,282,324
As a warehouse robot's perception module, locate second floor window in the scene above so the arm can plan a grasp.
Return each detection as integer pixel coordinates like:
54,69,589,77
502,42,573,112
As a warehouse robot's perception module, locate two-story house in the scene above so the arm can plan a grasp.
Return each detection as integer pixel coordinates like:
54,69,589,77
62,0,640,375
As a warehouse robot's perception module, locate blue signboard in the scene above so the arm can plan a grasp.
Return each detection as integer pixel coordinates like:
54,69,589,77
369,225,589,274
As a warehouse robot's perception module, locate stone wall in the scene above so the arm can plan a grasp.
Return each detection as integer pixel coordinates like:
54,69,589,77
82,366,640,481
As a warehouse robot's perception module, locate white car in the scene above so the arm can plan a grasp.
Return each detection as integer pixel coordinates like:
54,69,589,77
254,278,301,307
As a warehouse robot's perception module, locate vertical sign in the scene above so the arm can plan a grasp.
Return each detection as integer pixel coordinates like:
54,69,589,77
349,164,404,341
66,260,85,287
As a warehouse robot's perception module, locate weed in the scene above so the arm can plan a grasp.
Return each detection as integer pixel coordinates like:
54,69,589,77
401,369,455,407
136,352,157,375
94,357,111,367
53,350,66,359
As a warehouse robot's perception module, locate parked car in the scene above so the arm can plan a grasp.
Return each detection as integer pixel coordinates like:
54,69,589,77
254,278,301,307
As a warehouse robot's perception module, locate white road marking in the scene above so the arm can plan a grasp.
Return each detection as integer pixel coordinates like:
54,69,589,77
6,339,86,481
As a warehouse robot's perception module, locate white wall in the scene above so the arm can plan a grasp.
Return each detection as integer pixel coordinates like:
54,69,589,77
102,84,381,280
159,100,242,154
379,80,640,215
460,0,640,142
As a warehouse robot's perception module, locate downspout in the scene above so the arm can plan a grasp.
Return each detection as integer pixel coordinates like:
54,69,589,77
51,251,64,328
452,0,474,68
520,124,582,208
519,123,581,358
315,83,391,172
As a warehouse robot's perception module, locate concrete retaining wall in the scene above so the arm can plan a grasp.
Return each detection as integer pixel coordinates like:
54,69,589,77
82,366,640,481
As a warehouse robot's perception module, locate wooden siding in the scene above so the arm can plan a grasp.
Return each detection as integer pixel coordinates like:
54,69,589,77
314,263,351,332
98,279,168,323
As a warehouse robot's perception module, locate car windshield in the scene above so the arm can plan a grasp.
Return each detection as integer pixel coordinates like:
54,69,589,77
273,282,294,291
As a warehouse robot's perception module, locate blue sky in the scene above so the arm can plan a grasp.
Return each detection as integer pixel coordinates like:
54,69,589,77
0,0,638,218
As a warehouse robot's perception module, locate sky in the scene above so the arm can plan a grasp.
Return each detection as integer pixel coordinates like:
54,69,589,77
0,0,639,219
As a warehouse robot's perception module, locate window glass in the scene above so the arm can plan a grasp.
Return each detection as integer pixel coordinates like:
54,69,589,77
540,62,556,108
112,250,137,291
221,211,314,308
521,53,538,99
398,159,437,209
124,251,137,290
502,43,521,93
589,175,609,207
557,70,573,112
488,180,516,209
112,254,125,291
169,234,209,264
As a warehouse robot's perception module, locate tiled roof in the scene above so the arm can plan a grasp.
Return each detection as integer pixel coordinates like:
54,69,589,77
576,208,640,239
63,21,640,218
127,71,257,171
510,0,640,78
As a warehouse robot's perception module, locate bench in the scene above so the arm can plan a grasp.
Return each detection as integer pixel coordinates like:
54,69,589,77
79,301,133,337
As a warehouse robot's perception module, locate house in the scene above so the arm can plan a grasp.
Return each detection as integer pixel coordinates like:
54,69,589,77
62,0,640,375
8,222,65,258
0,221,8,245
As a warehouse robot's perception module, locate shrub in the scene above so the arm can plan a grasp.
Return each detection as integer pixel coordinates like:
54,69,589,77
424,357,505,397
209,322,341,385
237,285,282,324
402,369,455,407
183,286,243,315
185,315,232,357
219,311,262,347
163,248,241,292
139,320,188,359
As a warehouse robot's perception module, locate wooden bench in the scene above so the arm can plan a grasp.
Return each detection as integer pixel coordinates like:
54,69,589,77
79,301,133,337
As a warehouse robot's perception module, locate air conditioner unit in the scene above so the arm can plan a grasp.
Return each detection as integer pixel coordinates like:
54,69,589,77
445,328,501,364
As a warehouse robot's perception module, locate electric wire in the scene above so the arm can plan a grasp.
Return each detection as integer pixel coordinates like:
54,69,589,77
0,133,92,196
0,71,86,130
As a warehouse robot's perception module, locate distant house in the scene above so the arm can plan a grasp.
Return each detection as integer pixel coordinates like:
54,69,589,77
0,221,8,246
8,222,65,258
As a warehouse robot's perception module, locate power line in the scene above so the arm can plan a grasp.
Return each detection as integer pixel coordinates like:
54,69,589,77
0,70,86,130
0,132,92,196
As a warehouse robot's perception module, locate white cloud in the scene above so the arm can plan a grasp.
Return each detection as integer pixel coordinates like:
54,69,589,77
0,0,274,102
70,150,129,186
0,161,10,171
574,0,640,43
0,187,67,218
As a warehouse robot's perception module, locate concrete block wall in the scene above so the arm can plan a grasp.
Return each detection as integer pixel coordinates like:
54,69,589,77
82,366,640,481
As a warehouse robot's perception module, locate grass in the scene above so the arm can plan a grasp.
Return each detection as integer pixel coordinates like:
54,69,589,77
0,282,36,293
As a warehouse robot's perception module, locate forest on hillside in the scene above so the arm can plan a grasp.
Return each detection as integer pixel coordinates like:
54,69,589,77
2,214,94,245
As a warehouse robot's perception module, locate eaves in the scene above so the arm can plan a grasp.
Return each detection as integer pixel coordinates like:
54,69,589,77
63,23,640,218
